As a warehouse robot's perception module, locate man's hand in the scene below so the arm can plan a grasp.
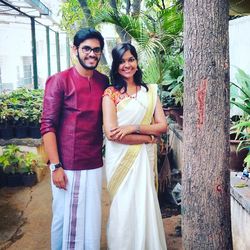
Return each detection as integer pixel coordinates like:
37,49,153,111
52,167,68,190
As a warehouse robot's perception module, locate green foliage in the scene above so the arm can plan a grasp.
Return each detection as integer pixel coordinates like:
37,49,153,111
230,68,250,168
59,0,110,37
60,0,184,106
19,152,40,174
59,0,84,37
145,0,180,9
92,4,183,59
0,145,21,174
230,68,250,115
244,153,250,168
92,3,184,106
142,57,162,84
142,52,183,106
162,53,184,106
160,91,175,108
0,145,42,174
230,115,250,169
231,119,250,150
0,88,44,126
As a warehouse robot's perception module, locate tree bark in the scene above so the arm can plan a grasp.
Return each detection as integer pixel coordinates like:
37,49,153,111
125,0,131,14
77,0,108,65
78,0,93,27
131,0,142,16
182,0,232,249
110,0,131,42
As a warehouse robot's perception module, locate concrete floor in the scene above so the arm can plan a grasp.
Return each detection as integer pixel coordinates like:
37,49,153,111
0,170,182,250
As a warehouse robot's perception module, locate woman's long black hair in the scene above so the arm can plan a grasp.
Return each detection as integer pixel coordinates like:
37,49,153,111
110,43,148,92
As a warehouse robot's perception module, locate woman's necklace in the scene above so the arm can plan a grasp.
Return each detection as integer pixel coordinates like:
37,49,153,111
126,86,138,99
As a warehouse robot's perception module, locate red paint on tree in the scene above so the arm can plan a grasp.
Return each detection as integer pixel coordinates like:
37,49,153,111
196,79,208,129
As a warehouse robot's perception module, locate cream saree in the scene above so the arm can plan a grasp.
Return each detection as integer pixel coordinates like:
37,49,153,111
105,84,167,250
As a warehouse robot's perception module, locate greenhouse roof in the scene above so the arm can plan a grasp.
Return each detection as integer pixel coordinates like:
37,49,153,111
0,0,59,28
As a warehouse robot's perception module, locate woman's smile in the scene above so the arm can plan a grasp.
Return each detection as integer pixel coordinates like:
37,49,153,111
118,50,138,80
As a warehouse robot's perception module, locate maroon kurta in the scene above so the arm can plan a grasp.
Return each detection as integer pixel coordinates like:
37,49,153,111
40,67,109,170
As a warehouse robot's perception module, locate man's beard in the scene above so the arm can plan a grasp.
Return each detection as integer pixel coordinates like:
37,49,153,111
77,52,100,70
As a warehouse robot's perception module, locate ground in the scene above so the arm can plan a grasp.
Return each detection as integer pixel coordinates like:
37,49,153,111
0,170,182,250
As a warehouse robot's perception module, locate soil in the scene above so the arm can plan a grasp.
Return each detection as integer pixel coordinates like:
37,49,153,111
0,170,182,250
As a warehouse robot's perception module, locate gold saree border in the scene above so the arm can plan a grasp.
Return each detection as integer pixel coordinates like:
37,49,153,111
117,97,132,112
153,143,158,191
107,144,141,199
108,84,157,200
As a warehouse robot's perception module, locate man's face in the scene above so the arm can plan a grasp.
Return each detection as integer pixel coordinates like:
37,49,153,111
75,38,102,70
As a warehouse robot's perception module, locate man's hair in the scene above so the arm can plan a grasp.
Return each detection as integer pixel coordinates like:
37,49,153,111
73,28,104,50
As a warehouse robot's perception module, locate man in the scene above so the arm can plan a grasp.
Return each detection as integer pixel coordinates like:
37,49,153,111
40,28,109,250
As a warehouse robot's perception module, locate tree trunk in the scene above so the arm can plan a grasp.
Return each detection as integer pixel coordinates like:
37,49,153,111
131,0,142,16
110,0,131,42
182,0,233,249
78,0,93,27
77,0,108,65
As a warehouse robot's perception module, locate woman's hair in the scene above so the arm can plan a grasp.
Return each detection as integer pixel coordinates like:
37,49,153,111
73,28,104,50
110,43,148,92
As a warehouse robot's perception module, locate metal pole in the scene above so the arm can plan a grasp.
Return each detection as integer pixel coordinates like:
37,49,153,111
46,26,51,76
31,17,38,89
66,36,70,68
55,32,61,72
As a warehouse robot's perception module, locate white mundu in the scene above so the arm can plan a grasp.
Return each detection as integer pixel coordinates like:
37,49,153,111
105,84,167,250
51,168,102,250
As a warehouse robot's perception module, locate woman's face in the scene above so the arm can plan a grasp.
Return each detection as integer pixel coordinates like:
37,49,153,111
118,50,138,81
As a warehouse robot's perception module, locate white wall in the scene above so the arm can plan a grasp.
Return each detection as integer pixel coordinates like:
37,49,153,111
229,16,250,82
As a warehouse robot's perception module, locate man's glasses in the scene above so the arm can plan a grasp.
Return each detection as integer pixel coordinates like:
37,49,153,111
80,46,102,55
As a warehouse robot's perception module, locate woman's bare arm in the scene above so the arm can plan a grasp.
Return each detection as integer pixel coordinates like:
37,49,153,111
110,96,168,140
102,96,154,144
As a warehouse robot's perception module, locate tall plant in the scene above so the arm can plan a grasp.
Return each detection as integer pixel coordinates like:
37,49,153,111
60,1,184,89
230,68,250,168
230,68,250,115
92,2,184,104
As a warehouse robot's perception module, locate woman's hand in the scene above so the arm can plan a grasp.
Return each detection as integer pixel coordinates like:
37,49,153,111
110,125,136,140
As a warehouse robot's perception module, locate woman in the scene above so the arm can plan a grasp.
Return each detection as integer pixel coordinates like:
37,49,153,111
103,43,167,250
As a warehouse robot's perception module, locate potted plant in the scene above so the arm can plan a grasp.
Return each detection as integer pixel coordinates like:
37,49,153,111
26,89,43,138
230,68,250,171
27,106,42,138
0,144,22,186
0,88,43,139
19,152,38,187
0,100,15,140
230,119,250,170
13,108,29,138
8,89,30,138
161,54,184,127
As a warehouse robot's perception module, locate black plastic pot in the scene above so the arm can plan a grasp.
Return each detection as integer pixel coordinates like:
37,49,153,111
7,173,22,187
0,168,7,188
0,127,14,140
22,172,37,187
15,126,29,138
29,126,41,139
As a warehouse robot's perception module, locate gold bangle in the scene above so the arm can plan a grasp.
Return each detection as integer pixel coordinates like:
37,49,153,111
150,135,155,143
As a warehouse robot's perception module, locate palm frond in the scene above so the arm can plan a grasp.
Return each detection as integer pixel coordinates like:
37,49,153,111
142,56,161,84
92,6,182,59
